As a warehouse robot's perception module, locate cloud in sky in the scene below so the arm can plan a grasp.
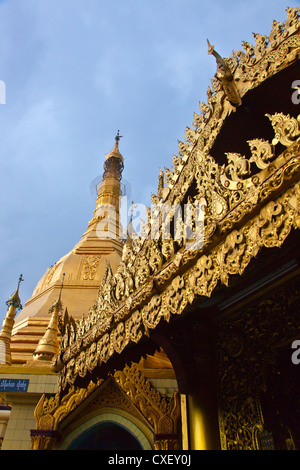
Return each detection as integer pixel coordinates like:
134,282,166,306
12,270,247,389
0,0,299,322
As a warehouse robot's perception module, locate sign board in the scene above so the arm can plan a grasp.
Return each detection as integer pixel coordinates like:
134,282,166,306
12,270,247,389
0,378,29,392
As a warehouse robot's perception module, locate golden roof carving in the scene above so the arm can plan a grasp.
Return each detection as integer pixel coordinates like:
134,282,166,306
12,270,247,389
52,8,300,393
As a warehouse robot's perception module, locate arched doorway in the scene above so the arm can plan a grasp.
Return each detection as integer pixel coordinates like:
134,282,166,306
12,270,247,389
67,421,143,450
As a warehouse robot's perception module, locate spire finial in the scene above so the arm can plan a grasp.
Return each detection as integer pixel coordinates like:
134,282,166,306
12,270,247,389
17,274,24,290
115,130,123,143
104,131,124,164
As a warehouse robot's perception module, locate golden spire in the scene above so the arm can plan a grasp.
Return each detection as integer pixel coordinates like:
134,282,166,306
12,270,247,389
86,131,125,240
0,274,24,365
33,274,65,362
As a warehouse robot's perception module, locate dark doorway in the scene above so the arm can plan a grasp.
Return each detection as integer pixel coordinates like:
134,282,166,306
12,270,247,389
260,349,300,450
68,421,143,450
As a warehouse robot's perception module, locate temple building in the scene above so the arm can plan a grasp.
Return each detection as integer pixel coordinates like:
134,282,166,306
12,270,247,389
0,7,300,451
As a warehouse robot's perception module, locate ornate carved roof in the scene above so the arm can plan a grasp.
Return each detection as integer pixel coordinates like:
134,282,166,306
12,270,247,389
53,7,300,394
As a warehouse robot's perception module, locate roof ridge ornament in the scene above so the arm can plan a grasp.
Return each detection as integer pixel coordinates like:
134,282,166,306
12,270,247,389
207,39,242,109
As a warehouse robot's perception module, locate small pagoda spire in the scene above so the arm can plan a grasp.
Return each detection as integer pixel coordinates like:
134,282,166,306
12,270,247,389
33,274,65,362
0,274,24,365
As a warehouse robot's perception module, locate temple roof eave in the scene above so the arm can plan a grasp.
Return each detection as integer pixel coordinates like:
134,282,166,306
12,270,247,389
53,7,300,392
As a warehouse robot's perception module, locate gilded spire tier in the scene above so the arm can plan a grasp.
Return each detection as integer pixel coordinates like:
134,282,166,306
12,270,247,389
0,275,23,365
32,274,65,362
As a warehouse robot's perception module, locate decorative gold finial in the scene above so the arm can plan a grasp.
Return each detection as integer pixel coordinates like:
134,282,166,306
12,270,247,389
207,39,242,108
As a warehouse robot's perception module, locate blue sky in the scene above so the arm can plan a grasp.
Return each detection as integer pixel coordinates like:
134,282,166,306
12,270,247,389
0,0,299,323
